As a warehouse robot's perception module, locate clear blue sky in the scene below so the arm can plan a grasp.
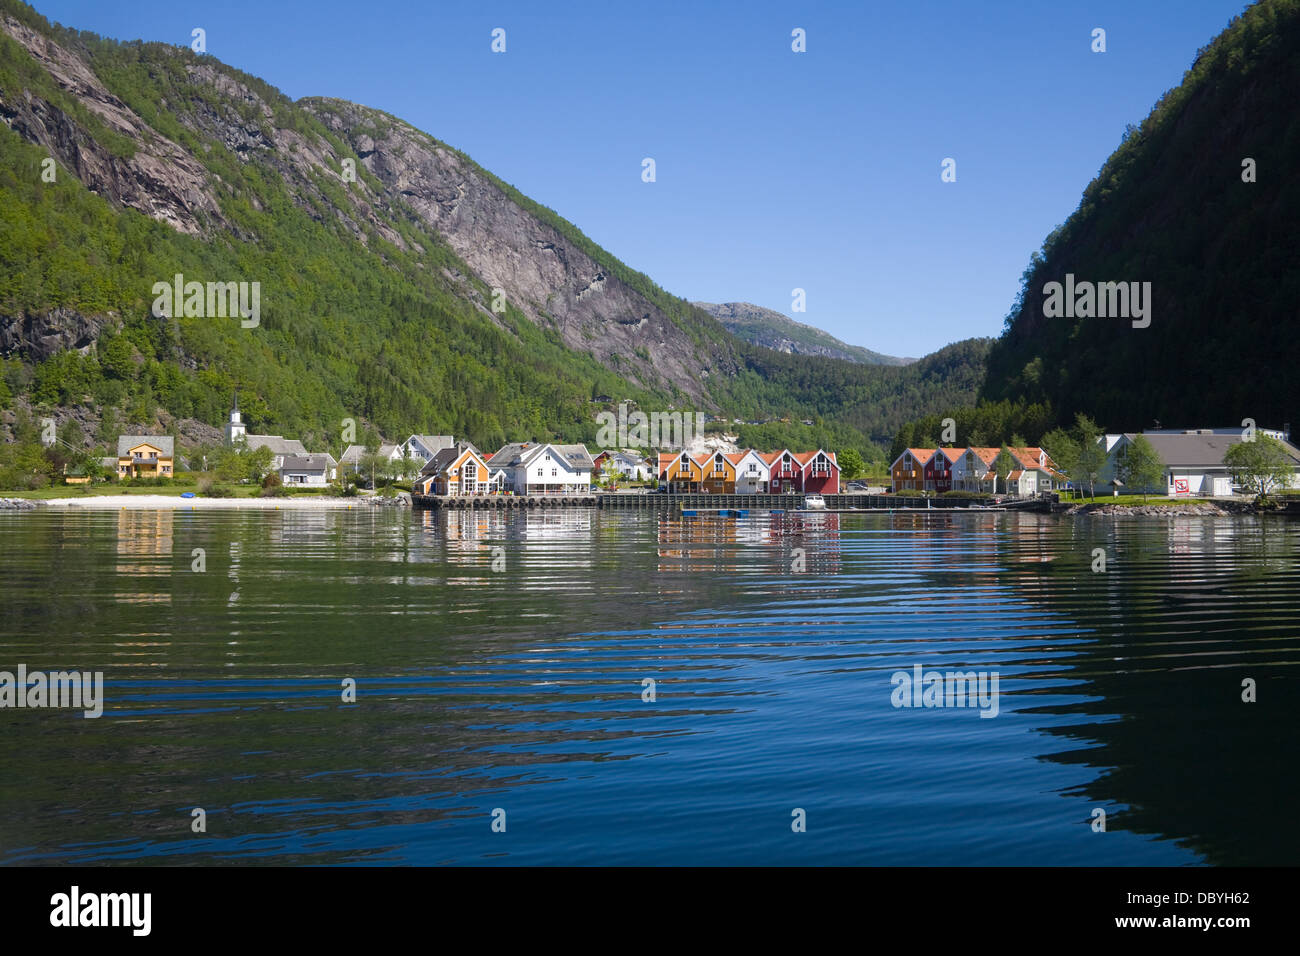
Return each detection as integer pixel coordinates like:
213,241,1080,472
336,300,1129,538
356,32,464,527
32,0,1251,358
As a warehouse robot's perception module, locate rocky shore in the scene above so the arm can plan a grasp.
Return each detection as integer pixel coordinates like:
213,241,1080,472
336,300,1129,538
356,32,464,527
0,497,38,510
1065,500,1249,517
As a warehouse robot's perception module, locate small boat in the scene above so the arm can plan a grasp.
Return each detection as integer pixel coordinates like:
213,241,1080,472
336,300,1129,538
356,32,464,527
680,509,697,517
803,494,826,510
181,492,196,499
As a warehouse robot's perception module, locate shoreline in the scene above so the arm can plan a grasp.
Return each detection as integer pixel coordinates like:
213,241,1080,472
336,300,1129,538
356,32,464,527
2,494,403,511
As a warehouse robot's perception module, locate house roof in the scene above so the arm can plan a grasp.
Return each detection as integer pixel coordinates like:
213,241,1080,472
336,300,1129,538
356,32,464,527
339,444,365,464
487,442,537,468
966,447,1002,465
407,435,454,454
280,454,332,471
117,435,174,457
421,442,485,475
1128,432,1300,468
551,444,594,469
937,447,964,464
244,435,307,456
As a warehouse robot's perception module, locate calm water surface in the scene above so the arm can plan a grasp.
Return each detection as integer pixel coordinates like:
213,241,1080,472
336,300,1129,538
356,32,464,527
1,507,1296,865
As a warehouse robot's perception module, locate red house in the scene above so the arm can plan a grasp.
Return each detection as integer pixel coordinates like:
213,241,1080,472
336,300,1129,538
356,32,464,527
928,447,961,493
796,449,840,494
763,449,802,492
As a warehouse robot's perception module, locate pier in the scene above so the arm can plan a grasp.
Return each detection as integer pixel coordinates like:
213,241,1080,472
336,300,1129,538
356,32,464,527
411,492,1049,512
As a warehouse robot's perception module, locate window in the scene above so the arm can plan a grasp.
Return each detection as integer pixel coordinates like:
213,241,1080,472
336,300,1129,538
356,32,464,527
537,468,543,477
551,468,557,477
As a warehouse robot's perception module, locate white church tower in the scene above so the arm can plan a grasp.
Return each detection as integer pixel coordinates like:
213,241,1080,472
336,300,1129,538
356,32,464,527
224,391,246,446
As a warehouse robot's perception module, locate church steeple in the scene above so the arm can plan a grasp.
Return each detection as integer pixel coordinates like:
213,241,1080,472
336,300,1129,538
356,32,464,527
224,390,246,445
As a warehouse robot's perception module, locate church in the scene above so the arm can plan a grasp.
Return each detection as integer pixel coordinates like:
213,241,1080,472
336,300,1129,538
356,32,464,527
223,393,337,482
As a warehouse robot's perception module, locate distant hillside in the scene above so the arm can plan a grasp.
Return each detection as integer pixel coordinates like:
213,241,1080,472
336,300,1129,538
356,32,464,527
980,0,1300,433
696,301,913,366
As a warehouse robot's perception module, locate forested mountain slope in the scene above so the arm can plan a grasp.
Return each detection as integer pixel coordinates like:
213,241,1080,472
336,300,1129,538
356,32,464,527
980,0,1300,434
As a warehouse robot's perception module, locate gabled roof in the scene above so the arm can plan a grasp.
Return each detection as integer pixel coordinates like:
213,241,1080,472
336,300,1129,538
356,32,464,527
405,435,454,455
280,454,332,471
760,449,796,467
244,435,307,456
551,444,593,469
965,447,1001,465
890,447,936,468
339,444,366,464
117,435,174,457
793,449,838,468
937,447,964,464
487,441,589,470
421,442,485,475
1010,446,1054,471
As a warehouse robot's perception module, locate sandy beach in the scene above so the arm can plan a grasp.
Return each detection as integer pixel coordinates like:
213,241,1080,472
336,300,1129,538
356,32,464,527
26,494,400,510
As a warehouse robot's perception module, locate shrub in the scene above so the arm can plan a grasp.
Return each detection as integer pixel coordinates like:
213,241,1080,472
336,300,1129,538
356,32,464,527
204,484,234,498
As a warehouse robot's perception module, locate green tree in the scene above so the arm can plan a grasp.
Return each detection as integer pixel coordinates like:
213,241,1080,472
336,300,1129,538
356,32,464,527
244,445,275,483
992,445,1018,495
1073,415,1107,500
838,448,865,480
1224,435,1295,502
1117,434,1165,502
1040,426,1080,497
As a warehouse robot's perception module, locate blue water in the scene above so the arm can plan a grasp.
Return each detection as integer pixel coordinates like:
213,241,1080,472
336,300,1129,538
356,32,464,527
1,507,1296,864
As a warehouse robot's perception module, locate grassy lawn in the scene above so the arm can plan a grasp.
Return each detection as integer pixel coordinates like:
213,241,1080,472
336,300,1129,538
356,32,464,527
1064,495,1211,506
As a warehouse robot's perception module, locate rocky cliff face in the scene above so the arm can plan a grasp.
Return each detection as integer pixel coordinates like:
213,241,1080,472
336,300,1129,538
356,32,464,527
0,11,725,403
0,15,225,235
696,301,911,366
304,99,721,400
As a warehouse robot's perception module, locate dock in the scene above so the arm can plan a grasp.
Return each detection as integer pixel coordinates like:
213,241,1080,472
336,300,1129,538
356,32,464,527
411,492,1048,512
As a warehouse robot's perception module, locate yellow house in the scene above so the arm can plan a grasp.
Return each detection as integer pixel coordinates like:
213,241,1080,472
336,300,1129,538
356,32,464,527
117,436,175,479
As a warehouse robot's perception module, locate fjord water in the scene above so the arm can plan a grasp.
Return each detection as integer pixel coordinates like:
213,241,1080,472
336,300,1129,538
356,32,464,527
1,508,1296,866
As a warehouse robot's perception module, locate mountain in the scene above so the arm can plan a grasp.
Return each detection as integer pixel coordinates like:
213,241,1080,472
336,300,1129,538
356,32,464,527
694,302,913,366
979,0,1300,435
0,0,986,461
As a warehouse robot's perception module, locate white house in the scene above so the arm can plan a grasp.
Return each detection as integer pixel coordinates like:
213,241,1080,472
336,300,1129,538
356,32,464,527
731,449,770,494
279,454,334,486
949,447,998,493
598,451,653,482
488,442,593,494
1099,429,1300,497
399,434,454,465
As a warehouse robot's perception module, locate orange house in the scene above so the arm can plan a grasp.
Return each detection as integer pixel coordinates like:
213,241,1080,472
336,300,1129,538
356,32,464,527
699,450,737,493
416,443,499,495
890,448,934,492
658,450,707,492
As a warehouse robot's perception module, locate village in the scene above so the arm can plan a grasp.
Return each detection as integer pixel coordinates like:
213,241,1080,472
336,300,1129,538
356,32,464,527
96,397,1300,505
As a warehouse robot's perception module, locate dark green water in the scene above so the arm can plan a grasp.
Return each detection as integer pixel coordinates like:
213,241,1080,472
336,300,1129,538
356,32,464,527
0,507,1296,865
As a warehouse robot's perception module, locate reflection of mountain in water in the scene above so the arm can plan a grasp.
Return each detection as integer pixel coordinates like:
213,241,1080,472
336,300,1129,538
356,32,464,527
1005,515,1300,865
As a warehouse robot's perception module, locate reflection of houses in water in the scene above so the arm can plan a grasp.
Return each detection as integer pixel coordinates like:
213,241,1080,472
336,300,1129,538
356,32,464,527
115,509,174,603
655,512,841,574
268,508,338,544
421,509,594,578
